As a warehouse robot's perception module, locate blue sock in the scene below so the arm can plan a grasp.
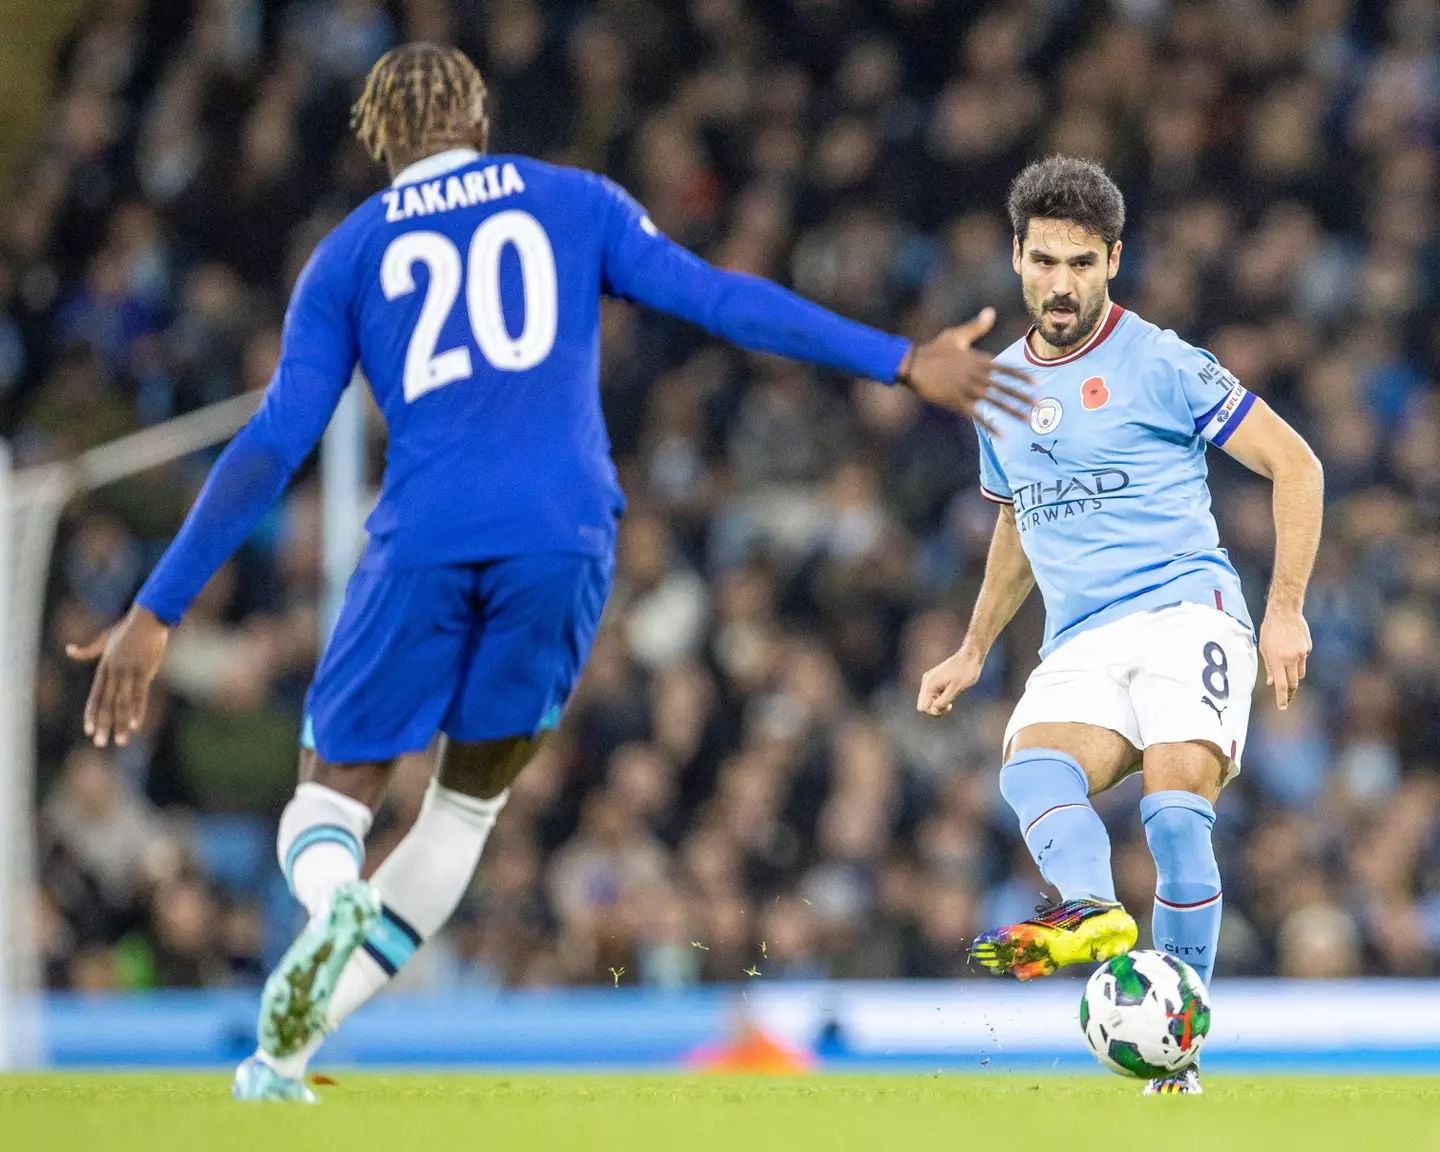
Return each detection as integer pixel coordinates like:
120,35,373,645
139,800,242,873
1141,790,1222,988
999,748,1115,903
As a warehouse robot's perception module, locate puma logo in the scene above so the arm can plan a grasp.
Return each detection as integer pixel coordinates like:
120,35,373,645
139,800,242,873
1200,696,1226,723
1030,440,1059,464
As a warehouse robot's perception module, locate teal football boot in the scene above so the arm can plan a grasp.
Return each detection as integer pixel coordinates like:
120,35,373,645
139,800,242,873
232,1055,317,1102
258,879,381,1060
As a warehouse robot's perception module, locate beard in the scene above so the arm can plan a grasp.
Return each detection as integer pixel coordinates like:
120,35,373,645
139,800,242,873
1026,289,1108,349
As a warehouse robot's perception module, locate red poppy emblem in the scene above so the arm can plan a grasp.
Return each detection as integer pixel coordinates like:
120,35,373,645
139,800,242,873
1081,376,1110,410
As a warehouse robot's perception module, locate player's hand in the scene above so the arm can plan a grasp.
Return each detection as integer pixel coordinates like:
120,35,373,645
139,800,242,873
899,308,1033,434
66,605,171,748
1258,605,1310,711
917,646,986,717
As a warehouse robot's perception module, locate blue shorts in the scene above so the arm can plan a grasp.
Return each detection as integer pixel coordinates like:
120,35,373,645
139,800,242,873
302,552,613,763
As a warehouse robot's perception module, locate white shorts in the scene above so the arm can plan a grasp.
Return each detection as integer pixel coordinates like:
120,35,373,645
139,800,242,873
1003,602,1257,783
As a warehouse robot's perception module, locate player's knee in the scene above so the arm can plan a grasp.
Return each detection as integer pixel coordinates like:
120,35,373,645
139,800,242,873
299,748,393,810
438,735,541,799
1141,792,1219,889
1143,741,1226,802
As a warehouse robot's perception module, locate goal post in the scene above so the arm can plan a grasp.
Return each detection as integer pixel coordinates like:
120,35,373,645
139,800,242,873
0,385,368,1067
0,436,24,1069
321,378,367,639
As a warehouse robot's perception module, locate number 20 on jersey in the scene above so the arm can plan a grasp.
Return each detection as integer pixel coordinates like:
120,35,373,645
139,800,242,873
380,209,559,403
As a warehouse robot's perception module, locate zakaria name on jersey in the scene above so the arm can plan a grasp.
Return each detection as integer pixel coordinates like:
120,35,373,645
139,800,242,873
380,161,527,222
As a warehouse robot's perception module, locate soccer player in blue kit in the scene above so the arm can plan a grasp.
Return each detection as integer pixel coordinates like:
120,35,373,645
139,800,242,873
69,44,1033,1101
917,156,1324,1095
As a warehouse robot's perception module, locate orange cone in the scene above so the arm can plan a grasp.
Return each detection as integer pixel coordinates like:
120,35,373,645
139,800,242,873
686,1015,815,1073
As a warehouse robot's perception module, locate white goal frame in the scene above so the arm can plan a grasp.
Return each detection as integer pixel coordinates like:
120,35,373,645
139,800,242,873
0,382,365,1067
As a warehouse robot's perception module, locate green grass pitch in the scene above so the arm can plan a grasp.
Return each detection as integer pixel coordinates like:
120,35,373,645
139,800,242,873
5,1073,1439,1151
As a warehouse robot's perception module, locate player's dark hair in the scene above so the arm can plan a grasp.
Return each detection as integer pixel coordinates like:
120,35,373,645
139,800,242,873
352,43,489,170
1008,155,1126,249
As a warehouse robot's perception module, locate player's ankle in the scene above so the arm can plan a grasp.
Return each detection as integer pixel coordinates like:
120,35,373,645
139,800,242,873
1063,892,1122,907
255,1036,322,1082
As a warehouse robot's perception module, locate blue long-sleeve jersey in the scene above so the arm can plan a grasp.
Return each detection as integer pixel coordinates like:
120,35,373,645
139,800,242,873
137,149,909,625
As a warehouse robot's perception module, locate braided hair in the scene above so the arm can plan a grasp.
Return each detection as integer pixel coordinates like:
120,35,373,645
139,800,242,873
352,43,489,173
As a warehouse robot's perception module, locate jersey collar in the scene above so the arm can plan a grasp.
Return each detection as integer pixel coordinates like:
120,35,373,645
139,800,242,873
1023,301,1125,367
391,148,483,188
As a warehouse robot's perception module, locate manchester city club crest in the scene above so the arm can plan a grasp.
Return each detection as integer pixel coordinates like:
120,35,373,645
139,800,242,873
1031,396,1063,434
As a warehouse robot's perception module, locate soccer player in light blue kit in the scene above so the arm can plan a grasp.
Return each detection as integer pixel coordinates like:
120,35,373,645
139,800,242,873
917,156,1324,1095
69,44,1033,1101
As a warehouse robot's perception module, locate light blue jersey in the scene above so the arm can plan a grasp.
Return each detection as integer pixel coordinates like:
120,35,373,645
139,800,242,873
978,303,1255,657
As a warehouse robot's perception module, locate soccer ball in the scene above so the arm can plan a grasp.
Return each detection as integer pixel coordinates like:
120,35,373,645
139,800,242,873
1079,950,1210,1078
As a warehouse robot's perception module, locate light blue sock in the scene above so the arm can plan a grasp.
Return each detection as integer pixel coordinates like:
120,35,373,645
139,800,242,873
999,748,1116,903
1141,790,1222,988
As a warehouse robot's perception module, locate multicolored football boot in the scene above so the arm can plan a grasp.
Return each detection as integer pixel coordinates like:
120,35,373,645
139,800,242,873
258,879,381,1059
1144,1064,1203,1095
969,897,1138,980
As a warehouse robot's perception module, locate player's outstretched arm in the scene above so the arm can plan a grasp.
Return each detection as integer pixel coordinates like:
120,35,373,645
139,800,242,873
1215,397,1323,710
65,416,313,748
66,385,341,746
917,503,1034,716
597,180,1031,430
67,236,359,748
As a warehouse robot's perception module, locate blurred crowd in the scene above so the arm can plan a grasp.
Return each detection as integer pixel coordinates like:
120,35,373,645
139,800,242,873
6,0,1440,993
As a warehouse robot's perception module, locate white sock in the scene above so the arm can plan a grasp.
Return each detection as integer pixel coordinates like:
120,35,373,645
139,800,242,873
375,781,509,937
271,781,507,1077
258,1035,325,1080
275,782,374,914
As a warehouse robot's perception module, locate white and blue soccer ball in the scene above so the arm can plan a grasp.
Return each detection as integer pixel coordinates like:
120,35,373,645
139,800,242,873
1079,950,1211,1078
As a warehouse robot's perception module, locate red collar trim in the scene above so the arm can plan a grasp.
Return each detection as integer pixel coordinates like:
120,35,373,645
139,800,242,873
1023,302,1125,367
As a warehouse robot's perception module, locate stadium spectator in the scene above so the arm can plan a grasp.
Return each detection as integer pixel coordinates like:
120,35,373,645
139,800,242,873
7,0,1438,988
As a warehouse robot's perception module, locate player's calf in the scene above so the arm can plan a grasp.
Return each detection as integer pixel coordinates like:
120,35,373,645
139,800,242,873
1142,790,1222,989
999,747,1117,902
